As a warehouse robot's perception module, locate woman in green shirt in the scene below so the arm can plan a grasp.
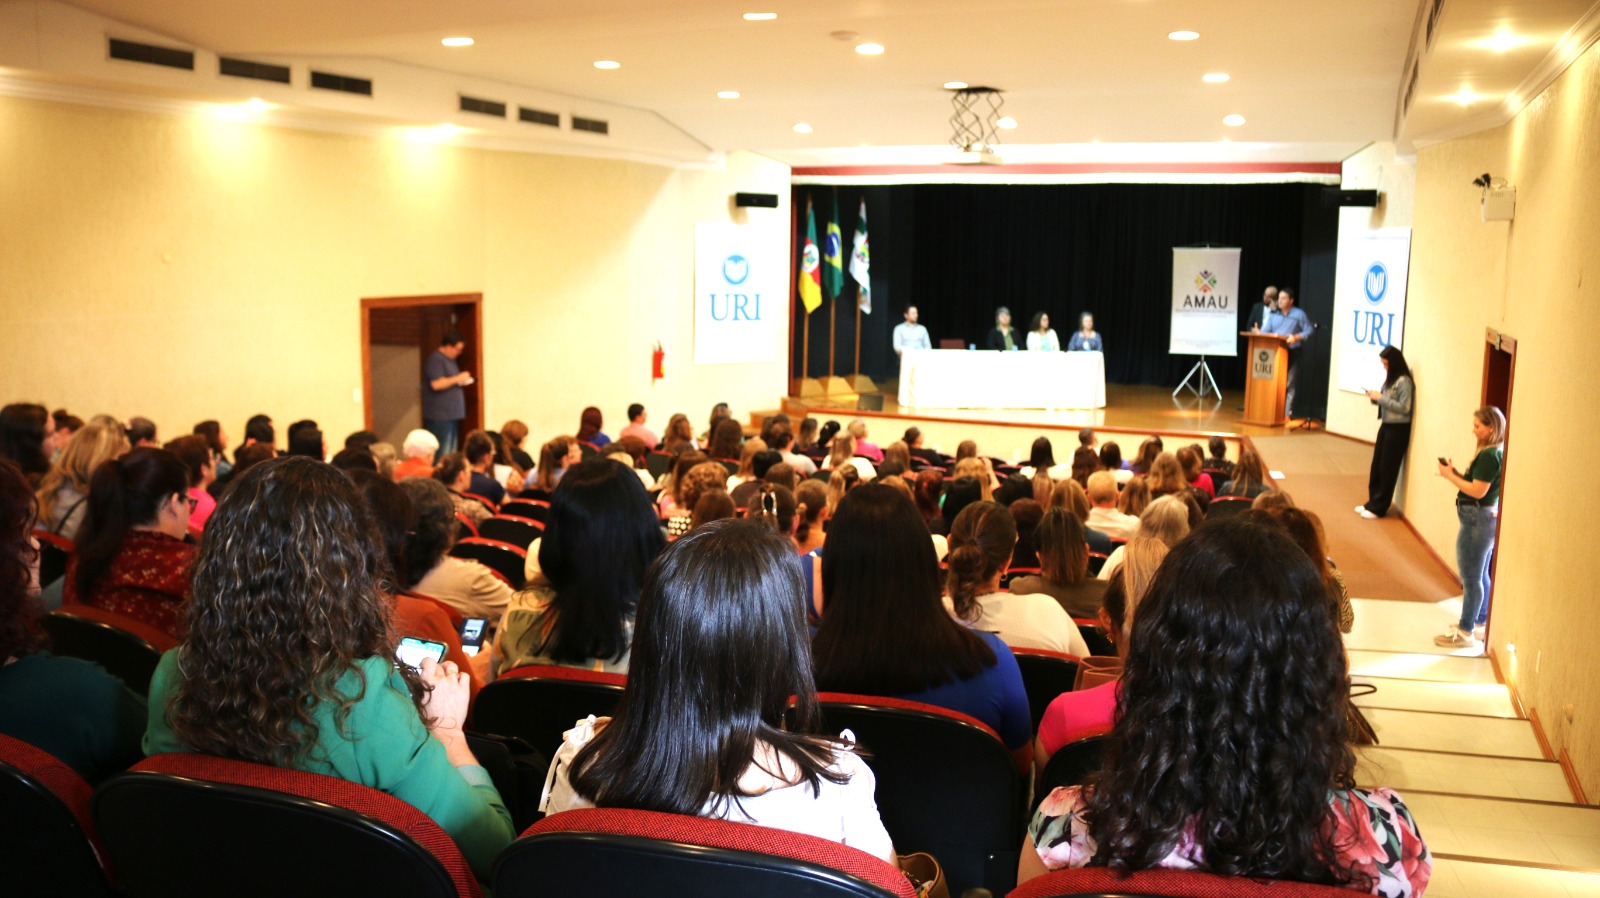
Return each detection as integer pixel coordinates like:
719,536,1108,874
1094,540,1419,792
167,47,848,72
1434,406,1506,649
144,457,514,879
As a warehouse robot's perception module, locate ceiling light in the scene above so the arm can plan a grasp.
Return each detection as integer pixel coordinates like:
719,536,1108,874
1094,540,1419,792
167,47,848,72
743,12,777,21
1482,31,1525,53
996,116,1018,129
793,122,813,134
1451,87,1481,106
243,97,271,113
1202,72,1230,83
593,60,621,70
855,42,885,56
1168,30,1200,41
441,36,474,48
1223,114,1246,126
717,90,741,99
944,81,968,90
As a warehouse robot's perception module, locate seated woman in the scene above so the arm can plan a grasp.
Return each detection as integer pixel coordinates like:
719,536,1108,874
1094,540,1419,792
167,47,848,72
1019,437,1069,481
432,453,492,528
523,436,582,500
656,450,708,520
1010,509,1107,619
1008,498,1043,569
0,403,52,488
1047,479,1112,555
398,478,514,623
846,419,883,463
688,488,736,531
62,448,196,638
1026,312,1060,352
1069,447,1101,488
462,431,510,506
1265,506,1353,634
541,518,894,862
935,475,983,538
946,501,1089,658
812,484,1032,772
164,434,218,531
145,457,514,879
706,417,745,462
1220,447,1273,499
1099,442,1133,485
986,305,1020,351
0,459,146,783
1066,311,1102,352
1117,475,1152,518
393,429,438,480
502,420,536,470
1144,452,1189,498
1129,438,1162,477
1175,445,1216,499
793,480,829,555
497,459,664,675
575,406,610,448
823,432,876,482
1098,495,1188,581
34,417,129,541
1020,516,1430,895
666,461,734,540
724,437,769,491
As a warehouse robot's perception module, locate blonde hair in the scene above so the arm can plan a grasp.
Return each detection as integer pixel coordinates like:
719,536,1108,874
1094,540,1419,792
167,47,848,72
883,440,911,472
827,433,857,471
1086,470,1119,505
1117,536,1170,638
1049,477,1091,522
953,457,992,501
1138,494,1191,547
36,419,129,522
1146,452,1187,496
733,437,768,478
826,465,860,513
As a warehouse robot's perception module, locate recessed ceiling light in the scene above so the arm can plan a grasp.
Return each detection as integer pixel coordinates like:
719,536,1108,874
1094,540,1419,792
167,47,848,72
1202,72,1230,83
441,36,474,48
717,90,741,99
943,81,968,90
1168,30,1200,41
855,42,885,56
243,97,271,113
1451,87,1481,106
593,60,621,70
1481,31,1525,53
743,12,777,21
1223,114,1246,126
996,116,1018,129
793,122,813,134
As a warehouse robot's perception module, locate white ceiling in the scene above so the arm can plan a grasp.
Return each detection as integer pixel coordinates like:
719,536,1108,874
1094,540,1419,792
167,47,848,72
30,0,1600,165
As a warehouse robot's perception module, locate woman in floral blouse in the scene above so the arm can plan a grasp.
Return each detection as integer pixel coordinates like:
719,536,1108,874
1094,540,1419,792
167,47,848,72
1020,516,1430,897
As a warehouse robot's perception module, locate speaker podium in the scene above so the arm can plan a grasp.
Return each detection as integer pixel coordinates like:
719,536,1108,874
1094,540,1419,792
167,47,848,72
1241,332,1290,427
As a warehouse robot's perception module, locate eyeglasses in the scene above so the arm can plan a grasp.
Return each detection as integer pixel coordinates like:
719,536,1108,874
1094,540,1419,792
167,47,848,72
176,493,197,512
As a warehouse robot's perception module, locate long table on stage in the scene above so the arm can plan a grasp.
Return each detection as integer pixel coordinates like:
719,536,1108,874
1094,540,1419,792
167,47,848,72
897,349,1107,410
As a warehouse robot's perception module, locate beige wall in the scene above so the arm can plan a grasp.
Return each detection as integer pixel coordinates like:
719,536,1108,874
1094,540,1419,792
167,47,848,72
1403,44,1600,794
0,95,791,450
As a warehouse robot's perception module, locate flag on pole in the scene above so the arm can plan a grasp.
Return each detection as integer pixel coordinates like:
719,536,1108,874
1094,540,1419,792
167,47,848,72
822,191,843,300
849,198,871,314
798,198,822,314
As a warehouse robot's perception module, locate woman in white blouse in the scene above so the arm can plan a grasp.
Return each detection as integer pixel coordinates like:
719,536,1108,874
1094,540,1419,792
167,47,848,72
1026,312,1060,352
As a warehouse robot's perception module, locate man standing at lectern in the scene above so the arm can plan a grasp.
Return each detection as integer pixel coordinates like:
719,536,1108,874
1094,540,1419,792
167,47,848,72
893,305,931,358
1260,287,1313,419
1247,285,1278,331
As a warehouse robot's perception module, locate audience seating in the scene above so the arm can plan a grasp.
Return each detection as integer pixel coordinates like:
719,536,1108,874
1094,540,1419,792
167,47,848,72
516,487,552,502
1008,866,1355,897
496,807,915,898
714,458,741,476
1000,566,1042,590
32,530,73,589
1034,735,1110,812
1086,552,1109,577
1073,619,1115,658
578,441,601,460
499,499,550,524
815,692,1022,897
472,665,627,760
402,590,467,631
449,538,528,589
95,753,482,898
644,451,674,480
1010,648,1082,733
1206,495,1254,520
477,515,544,550
455,512,479,541
41,605,178,695
0,734,114,898
462,492,499,514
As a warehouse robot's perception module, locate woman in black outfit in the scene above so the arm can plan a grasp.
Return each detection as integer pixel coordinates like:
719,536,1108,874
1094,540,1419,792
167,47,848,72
1357,346,1414,520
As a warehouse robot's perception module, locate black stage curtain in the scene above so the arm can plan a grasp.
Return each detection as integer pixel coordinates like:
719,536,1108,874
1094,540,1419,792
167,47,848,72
791,182,1338,418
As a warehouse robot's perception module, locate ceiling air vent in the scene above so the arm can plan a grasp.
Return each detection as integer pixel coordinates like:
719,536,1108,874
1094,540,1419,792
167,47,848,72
459,95,507,118
219,57,291,84
1425,0,1446,49
571,116,608,136
309,70,373,96
518,106,560,127
108,38,194,71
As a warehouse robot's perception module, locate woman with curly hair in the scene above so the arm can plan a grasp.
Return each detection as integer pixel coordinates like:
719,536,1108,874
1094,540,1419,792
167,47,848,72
1020,515,1430,895
144,457,515,878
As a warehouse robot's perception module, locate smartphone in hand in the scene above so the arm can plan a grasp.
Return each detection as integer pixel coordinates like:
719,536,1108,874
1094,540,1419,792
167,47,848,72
396,636,448,671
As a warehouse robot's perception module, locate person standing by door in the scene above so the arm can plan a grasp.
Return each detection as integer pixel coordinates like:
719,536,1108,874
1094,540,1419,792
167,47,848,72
422,329,472,460
1357,346,1414,519
1433,406,1506,650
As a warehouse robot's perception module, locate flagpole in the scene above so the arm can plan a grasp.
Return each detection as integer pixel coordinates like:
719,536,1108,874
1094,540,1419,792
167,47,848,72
828,294,836,379
802,311,810,383
853,287,862,377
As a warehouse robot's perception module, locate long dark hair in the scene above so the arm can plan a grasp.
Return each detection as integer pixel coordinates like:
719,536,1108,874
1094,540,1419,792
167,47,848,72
169,457,423,766
813,484,994,694
1028,437,1056,470
398,477,456,587
0,460,42,659
945,501,1017,622
73,448,189,598
576,407,603,444
347,469,417,592
1036,507,1089,586
1225,448,1271,496
707,418,744,460
0,404,50,480
569,518,848,814
1086,515,1356,886
536,458,665,664
1379,345,1412,390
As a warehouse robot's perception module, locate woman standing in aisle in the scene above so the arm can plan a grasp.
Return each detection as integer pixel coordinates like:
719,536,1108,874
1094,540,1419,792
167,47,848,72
1433,406,1506,650
1357,346,1414,520
1026,312,1060,352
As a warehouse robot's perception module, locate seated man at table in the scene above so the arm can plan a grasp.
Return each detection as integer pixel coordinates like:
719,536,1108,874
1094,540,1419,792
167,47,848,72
893,305,931,358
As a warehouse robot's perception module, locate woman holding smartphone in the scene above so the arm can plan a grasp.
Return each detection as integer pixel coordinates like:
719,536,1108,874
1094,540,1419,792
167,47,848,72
144,457,514,879
1356,346,1414,519
1433,406,1506,649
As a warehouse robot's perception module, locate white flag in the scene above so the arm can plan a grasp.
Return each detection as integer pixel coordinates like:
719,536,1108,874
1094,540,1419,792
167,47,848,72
849,199,871,314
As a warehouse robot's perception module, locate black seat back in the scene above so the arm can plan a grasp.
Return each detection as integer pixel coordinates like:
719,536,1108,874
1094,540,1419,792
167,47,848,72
473,667,627,759
1034,734,1110,813
477,516,543,550
1011,650,1081,732
41,607,172,695
0,736,111,898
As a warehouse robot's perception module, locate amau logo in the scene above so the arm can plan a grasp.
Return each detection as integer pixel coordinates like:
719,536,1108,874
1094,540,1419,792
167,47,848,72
1194,270,1218,294
1364,263,1388,304
723,254,749,285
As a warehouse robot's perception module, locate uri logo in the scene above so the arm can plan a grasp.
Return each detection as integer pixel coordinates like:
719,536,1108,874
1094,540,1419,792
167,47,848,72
1194,270,1218,294
1364,263,1388,304
723,254,750,286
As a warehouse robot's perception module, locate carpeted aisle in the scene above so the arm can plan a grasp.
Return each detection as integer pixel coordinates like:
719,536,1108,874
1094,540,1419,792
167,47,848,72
1248,434,1460,603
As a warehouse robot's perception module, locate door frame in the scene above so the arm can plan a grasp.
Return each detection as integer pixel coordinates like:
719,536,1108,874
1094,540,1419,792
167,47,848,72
360,293,484,435
1479,327,1516,640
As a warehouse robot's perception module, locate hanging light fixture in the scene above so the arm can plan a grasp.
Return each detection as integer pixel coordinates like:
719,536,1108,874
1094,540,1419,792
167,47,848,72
948,85,1004,164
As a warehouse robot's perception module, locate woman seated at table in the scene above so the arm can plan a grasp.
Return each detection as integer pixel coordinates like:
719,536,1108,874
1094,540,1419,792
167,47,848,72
1026,312,1061,352
1066,311,1103,352
986,306,1020,351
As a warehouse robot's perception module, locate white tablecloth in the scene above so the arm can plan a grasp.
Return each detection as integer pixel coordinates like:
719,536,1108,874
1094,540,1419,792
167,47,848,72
897,349,1107,410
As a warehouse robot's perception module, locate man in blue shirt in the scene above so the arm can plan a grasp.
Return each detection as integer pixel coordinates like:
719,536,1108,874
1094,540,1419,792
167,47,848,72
892,305,931,358
422,329,473,459
1260,287,1313,418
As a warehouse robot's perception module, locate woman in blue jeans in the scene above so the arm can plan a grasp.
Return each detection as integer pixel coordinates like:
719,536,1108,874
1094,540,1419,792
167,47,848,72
1434,406,1506,649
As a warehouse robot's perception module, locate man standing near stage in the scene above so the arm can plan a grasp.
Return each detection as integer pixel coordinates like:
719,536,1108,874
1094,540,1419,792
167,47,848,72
893,305,931,358
1261,287,1313,419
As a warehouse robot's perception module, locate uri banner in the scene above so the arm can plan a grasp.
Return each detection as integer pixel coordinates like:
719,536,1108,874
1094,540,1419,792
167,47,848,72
694,222,782,365
1333,229,1410,394
1169,247,1241,357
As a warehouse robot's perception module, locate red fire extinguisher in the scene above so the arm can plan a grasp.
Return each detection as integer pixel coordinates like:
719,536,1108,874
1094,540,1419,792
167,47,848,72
652,341,665,382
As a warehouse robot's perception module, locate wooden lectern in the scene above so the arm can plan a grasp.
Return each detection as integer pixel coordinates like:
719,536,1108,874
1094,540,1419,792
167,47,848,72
1240,332,1290,427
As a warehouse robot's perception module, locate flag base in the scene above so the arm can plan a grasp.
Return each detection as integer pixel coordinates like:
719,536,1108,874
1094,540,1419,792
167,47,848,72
850,374,879,394
822,376,856,396
795,378,829,399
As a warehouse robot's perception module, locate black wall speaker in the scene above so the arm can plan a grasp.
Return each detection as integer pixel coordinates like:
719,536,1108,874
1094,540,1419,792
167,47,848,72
735,192,779,208
1321,188,1381,207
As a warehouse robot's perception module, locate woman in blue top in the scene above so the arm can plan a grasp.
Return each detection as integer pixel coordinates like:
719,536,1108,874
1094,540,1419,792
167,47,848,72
1433,406,1506,650
1066,311,1103,352
811,484,1031,773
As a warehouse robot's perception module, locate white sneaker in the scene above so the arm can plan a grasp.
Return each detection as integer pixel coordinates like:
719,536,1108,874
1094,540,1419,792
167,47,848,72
1473,625,1487,640
1358,508,1379,520
1433,627,1477,649
1355,505,1368,514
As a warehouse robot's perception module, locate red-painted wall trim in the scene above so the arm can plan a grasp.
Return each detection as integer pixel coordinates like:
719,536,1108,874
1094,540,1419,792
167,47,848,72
792,162,1343,177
